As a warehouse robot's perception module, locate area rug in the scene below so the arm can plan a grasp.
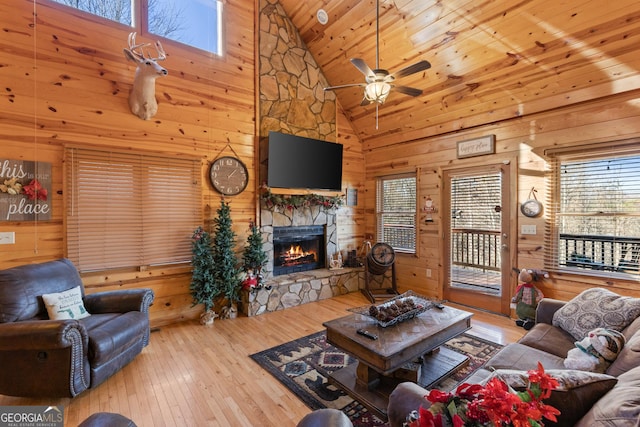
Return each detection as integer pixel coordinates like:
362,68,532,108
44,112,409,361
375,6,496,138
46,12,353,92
250,331,502,427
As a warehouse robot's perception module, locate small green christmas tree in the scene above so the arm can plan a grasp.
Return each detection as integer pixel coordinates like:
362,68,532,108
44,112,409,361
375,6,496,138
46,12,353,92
211,200,242,306
189,226,218,312
243,221,267,275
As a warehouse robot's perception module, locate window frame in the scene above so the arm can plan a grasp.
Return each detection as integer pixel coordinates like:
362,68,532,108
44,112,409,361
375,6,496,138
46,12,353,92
544,139,640,280
43,0,224,56
375,172,418,255
65,146,202,273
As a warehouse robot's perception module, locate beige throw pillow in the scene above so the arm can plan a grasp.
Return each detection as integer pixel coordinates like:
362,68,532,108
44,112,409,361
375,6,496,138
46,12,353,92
42,286,91,320
552,288,640,340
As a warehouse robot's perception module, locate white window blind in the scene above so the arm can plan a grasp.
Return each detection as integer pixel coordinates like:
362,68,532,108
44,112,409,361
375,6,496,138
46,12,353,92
449,172,502,278
376,174,416,253
546,143,640,278
65,147,202,272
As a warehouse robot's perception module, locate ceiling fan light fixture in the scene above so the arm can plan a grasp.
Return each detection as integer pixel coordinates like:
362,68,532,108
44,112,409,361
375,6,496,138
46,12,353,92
365,81,391,104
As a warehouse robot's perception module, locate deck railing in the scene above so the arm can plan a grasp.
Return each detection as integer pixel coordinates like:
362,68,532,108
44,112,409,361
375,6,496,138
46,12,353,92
451,228,501,271
559,233,640,272
387,228,640,275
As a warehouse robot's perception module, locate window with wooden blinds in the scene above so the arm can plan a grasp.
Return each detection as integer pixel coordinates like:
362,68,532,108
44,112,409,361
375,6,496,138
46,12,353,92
545,141,640,278
376,173,416,253
65,147,202,272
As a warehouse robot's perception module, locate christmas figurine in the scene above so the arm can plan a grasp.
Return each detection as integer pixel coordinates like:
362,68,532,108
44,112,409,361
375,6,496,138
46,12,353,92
512,268,547,330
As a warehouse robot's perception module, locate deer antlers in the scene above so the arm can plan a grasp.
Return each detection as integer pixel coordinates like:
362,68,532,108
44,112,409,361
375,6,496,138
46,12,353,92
126,32,166,63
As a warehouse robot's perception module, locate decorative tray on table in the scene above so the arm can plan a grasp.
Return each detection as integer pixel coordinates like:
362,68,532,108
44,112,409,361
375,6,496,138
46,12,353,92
348,290,435,327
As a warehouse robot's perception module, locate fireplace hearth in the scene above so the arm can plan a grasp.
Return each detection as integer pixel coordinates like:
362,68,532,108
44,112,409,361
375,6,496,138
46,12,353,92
273,225,325,276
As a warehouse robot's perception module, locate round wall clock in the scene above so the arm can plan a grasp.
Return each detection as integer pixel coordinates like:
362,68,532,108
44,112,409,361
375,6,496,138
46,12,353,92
521,199,543,218
209,156,248,196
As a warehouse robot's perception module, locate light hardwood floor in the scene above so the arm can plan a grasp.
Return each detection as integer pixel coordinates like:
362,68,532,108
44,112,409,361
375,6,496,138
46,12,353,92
0,292,525,426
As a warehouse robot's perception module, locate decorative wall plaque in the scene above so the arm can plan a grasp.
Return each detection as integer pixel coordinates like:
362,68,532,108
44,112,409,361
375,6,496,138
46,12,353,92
346,188,358,206
456,135,496,159
0,159,52,221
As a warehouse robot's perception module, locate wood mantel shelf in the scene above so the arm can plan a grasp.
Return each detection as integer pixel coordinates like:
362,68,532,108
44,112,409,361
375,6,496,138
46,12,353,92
262,187,343,197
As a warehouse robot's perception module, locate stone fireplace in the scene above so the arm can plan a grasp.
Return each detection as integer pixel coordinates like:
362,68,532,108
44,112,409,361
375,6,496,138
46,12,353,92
246,0,358,317
260,204,338,279
240,203,363,316
272,225,325,276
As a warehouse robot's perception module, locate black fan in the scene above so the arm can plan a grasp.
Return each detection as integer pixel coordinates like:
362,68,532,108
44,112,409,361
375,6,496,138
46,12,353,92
363,243,399,302
324,0,431,111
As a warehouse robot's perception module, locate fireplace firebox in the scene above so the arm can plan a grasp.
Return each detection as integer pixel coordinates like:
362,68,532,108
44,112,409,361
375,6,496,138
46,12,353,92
273,225,325,276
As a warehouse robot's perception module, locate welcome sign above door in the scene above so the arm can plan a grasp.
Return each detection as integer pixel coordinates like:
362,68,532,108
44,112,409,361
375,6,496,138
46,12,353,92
0,159,52,221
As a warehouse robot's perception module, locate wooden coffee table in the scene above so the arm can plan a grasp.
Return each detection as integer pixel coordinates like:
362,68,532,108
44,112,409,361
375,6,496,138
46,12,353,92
323,304,472,420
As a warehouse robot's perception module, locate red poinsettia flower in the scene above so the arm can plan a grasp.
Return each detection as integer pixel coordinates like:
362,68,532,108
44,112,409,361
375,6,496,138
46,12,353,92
540,402,561,422
510,400,543,427
527,362,559,399
451,414,465,427
482,379,521,425
416,363,560,427
22,179,48,201
409,406,438,427
426,389,452,404
433,413,445,427
465,399,490,423
455,382,483,400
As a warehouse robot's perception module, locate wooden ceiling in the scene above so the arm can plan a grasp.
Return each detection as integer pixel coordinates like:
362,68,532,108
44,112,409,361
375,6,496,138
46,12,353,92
278,0,640,149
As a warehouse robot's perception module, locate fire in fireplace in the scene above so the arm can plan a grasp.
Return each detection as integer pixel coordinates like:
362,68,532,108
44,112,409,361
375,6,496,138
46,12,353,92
273,225,325,276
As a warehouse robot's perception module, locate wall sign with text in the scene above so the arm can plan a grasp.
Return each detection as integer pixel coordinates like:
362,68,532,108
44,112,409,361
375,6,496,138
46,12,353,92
456,135,496,159
0,159,52,221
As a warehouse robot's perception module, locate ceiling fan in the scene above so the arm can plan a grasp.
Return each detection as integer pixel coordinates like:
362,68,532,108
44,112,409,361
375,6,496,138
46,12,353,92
324,0,431,126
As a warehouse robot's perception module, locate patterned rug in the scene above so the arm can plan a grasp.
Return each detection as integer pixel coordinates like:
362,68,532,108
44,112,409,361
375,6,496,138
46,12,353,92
250,331,502,427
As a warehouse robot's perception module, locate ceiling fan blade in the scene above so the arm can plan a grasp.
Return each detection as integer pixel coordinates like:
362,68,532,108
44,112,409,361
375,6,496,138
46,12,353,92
360,97,373,106
394,86,423,97
324,83,366,91
388,60,431,80
350,58,376,79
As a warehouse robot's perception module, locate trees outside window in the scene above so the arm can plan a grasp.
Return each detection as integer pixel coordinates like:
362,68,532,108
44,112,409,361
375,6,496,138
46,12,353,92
48,0,223,55
547,145,640,277
376,174,417,253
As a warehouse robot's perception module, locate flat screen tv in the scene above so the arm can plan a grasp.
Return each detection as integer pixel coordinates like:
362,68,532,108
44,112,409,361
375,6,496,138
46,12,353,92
266,131,343,191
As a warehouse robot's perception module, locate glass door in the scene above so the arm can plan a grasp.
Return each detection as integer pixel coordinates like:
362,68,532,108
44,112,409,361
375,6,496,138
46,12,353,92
443,163,513,315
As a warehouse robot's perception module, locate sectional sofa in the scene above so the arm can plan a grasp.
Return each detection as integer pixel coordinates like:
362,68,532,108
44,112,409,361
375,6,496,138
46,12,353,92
388,288,640,426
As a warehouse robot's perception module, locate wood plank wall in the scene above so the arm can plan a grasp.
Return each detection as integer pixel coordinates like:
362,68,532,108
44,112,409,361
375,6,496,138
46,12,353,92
2,0,637,328
362,89,640,302
0,0,365,327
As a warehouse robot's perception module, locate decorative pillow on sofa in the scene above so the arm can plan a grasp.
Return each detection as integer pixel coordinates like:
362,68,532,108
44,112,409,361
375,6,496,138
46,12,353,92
41,286,91,320
484,369,618,427
552,288,640,340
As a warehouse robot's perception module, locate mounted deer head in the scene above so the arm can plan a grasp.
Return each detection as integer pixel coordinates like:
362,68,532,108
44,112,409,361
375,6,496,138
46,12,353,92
123,32,168,120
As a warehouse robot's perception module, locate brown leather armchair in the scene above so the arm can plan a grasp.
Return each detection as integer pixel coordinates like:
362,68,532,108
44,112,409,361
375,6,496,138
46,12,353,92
0,259,154,397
